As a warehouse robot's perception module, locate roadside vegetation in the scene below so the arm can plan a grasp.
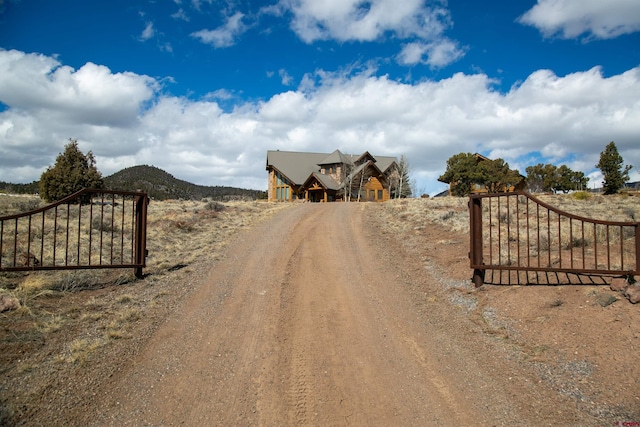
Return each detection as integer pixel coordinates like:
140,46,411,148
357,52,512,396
0,195,291,423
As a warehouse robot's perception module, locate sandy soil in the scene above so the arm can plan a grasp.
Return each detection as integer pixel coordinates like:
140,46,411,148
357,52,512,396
3,202,640,426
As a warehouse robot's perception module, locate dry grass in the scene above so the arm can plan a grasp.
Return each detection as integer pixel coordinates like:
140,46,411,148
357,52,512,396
1,196,292,377
377,193,639,280
380,197,469,235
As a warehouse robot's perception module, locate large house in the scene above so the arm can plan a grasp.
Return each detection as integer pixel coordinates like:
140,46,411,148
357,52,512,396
266,150,400,202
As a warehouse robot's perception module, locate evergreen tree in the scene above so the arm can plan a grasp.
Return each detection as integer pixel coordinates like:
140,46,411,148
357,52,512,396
40,139,104,202
438,153,483,196
526,163,589,193
478,158,522,194
556,165,589,193
596,141,632,195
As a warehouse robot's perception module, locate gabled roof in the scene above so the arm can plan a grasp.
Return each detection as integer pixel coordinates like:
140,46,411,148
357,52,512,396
302,172,341,191
345,160,383,185
354,151,376,165
266,150,326,185
375,157,398,174
318,149,352,166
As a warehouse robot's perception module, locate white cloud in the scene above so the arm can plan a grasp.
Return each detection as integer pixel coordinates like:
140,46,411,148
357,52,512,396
1,50,640,195
397,38,465,68
191,12,247,48
274,0,464,69
0,50,157,127
519,0,640,40
280,0,450,43
279,69,294,86
171,8,190,22
140,22,155,41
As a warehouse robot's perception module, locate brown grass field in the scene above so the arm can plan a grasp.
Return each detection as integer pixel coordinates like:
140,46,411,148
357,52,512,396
0,191,639,424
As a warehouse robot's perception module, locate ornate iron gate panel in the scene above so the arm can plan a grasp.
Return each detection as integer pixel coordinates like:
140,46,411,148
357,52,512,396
469,192,639,286
0,189,149,278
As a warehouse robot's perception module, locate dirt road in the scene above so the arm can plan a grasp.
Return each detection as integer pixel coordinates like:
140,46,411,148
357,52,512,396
83,203,594,426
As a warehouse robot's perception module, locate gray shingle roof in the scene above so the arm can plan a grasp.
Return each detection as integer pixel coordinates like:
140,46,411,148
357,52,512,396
318,149,352,166
306,172,341,190
266,150,326,185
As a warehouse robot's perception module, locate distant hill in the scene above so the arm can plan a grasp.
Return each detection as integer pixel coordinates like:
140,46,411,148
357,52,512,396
1,165,266,201
103,165,265,201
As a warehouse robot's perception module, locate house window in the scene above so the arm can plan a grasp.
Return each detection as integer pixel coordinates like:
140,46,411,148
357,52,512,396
369,190,375,200
377,190,383,200
274,172,291,201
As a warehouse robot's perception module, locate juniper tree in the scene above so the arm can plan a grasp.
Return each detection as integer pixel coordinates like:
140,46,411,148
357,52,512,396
596,141,632,195
39,139,104,202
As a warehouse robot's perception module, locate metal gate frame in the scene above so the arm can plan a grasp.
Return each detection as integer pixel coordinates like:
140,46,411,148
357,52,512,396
0,189,149,278
470,191,639,287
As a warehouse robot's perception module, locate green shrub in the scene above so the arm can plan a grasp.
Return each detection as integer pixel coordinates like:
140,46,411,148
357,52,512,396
571,191,591,201
39,139,104,203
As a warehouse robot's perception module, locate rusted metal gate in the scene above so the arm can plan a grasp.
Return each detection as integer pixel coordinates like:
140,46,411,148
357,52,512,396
469,191,639,286
0,189,149,278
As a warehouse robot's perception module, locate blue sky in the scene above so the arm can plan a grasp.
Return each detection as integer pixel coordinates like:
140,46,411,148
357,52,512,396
1,0,639,195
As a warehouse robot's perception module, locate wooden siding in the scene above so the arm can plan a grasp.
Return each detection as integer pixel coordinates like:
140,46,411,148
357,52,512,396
361,177,389,202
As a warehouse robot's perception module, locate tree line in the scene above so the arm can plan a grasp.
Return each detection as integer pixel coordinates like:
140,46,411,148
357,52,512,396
439,141,633,196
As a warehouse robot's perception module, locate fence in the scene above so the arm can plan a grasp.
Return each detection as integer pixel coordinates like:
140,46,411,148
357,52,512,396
0,189,148,278
469,191,639,286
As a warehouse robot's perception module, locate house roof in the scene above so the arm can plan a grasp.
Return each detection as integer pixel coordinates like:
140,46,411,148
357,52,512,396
266,150,326,185
375,157,398,174
318,149,352,166
303,172,341,191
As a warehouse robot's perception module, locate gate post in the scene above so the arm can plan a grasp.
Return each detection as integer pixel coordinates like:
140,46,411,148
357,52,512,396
636,223,640,281
134,194,149,278
470,196,485,287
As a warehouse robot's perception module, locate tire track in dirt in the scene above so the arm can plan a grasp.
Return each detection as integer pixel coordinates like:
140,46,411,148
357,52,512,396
266,203,477,426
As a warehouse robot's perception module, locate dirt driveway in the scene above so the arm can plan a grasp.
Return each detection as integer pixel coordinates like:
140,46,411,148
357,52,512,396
57,202,611,426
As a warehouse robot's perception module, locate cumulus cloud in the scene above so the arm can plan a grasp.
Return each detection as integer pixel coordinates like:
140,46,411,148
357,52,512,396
1,49,639,194
0,50,157,127
270,0,463,68
191,12,247,48
279,0,450,42
519,0,640,40
397,38,465,68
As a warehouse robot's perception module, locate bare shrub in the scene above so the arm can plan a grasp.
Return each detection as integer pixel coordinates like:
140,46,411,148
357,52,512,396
204,201,225,212
91,216,119,233
564,237,589,250
440,211,455,221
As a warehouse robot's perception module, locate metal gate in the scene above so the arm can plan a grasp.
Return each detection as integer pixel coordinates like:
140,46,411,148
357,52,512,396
469,191,639,286
0,189,149,278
